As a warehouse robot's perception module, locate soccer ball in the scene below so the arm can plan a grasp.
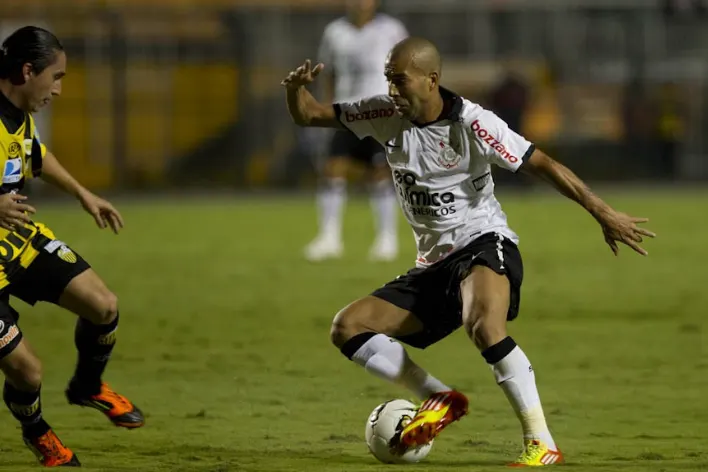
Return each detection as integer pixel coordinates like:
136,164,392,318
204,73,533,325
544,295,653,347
364,399,433,464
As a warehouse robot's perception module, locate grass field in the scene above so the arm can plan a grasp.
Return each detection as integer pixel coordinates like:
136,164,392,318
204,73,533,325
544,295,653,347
0,189,705,471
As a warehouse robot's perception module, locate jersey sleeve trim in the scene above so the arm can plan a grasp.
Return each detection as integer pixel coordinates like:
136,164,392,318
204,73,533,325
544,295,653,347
515,144,536,172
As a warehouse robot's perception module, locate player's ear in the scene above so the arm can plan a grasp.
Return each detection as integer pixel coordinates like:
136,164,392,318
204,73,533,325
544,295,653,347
22,63,33,82
428,72,438,91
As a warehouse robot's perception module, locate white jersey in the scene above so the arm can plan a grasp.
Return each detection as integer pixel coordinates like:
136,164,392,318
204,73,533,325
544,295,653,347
318,14,408,102
334,89,535,268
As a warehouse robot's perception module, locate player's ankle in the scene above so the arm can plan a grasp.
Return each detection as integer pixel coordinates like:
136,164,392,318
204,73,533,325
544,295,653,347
67,377,101,397
21,419,51,439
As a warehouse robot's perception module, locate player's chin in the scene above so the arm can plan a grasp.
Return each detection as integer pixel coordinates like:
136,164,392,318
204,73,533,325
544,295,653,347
34,98,52,112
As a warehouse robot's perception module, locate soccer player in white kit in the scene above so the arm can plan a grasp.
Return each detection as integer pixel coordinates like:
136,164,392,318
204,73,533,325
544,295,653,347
282,37,655,466
304,0,408,262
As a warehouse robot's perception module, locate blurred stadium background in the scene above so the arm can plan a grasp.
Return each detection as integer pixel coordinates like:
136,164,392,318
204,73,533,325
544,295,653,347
0,2,707,471
2,0,707,194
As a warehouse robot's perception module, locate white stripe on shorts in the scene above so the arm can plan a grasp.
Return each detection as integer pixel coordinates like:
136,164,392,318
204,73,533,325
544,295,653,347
495,232,505,270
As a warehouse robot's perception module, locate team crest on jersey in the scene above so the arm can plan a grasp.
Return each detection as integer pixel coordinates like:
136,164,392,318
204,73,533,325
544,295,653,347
8,142,21,158
57,246,77,264
3,158,22,184
437,140,461,169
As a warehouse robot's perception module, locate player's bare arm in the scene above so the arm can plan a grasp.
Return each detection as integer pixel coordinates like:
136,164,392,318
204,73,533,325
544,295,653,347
41,150,124,233
281,59,342,128
520,149,656,256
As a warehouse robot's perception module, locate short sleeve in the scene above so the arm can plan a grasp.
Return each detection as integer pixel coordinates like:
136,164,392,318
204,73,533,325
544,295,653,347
334,95,400,144
468,109,535,172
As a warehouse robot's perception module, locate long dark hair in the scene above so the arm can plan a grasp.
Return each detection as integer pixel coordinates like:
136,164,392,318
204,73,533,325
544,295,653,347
0,26,64,80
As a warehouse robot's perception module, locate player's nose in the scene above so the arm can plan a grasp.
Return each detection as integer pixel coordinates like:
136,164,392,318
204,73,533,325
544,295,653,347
52,80,62,97
388,82,400,98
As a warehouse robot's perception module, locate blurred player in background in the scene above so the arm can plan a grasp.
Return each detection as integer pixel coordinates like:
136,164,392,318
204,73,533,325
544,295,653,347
304,0,408,262
0,26,143,467
282,37,655,466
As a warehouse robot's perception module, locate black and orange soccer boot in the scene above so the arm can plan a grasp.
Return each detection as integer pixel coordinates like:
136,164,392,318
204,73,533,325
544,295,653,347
23,429,81,467
65,382,144,429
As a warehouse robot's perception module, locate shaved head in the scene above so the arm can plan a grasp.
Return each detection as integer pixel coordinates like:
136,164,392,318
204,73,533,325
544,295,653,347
384,37,443,122
388,37,442,76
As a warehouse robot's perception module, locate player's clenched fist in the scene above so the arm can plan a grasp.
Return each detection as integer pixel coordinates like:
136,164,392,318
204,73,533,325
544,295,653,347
280,59,324,88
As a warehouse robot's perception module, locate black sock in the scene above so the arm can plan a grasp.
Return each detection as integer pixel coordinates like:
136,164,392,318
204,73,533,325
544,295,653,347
71,313,119,395
3,382,50,438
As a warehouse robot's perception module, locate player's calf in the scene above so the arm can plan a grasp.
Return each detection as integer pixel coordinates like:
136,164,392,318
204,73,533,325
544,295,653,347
58,270,144,428
460,266,560,460
332,297,451,400
1,340,80,467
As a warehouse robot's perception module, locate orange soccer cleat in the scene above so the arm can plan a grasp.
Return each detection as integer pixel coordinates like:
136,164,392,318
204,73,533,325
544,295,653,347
23,429,80,467
66,382,144,429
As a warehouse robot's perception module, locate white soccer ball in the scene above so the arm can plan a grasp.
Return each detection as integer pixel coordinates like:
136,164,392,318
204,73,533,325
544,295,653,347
365,399,433,464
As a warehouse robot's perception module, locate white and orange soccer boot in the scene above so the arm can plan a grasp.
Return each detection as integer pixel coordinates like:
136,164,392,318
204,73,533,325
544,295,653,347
508,439,564,467
398,390,469,448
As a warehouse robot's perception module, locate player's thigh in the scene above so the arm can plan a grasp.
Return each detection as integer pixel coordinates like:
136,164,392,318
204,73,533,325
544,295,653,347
58,269,118,325
10,240,116,324
337,265,464,350
331,295,424,348
460,265,511,349
10,239,91,307
458,234,524,350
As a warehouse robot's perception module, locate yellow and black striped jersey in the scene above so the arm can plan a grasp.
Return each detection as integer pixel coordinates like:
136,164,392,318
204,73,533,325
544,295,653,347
0,91,56,289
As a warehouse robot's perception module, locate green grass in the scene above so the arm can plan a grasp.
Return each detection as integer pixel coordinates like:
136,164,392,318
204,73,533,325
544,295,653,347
0,189,705,471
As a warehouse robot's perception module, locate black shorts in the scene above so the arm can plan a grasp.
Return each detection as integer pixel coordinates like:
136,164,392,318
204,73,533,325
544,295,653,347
371,232,523,349
329,129,386,166
0,236,91,359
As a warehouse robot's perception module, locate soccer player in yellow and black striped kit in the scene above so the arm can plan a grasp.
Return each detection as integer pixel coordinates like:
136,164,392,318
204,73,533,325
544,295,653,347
0,26,144,467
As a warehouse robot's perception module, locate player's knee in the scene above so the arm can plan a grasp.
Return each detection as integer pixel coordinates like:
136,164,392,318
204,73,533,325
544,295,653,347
324,158,349,179
89,291,119,325
5,355,43,391
330,299,373,349
462,298,507,350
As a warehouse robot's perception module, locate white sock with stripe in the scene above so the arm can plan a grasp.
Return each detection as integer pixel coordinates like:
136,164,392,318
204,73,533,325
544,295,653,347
484,337,557,450
345,333,450,400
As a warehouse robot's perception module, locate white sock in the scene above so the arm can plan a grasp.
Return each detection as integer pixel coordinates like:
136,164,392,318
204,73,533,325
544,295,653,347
350,334,450,399
317,177,346,241
490,343,557,449
369,180,397,241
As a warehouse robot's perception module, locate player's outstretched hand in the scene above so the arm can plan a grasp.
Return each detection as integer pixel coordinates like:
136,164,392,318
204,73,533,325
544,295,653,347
599,210,656,256
79,192,124,234
0,193,35,231
280,59,324,89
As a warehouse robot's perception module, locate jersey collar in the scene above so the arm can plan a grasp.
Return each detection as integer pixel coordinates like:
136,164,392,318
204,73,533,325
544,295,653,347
0,90,25,133
411,86,462,128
